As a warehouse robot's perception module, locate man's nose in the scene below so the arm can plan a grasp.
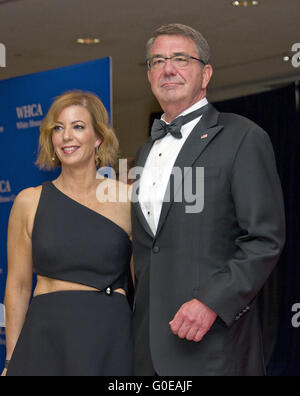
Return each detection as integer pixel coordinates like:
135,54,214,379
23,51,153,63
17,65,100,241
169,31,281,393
163,58,177,74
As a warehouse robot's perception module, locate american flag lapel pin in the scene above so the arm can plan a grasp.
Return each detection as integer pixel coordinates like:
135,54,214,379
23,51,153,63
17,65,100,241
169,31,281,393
201,133,208,140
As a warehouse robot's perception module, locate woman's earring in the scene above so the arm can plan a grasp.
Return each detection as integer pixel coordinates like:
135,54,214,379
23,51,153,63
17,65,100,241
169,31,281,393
52,152,56,161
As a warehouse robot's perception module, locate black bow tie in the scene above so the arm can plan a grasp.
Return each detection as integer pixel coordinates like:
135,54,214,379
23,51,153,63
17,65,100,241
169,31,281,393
151,104,209,142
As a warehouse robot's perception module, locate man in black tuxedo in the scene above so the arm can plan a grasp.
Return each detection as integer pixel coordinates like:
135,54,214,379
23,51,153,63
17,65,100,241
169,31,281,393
131,23,285,376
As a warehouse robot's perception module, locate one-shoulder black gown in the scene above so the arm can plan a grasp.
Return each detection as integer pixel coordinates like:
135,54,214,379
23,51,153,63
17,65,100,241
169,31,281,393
7,181,133,376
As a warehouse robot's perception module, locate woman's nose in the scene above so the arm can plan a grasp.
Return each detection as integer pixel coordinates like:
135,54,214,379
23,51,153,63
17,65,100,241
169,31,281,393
62,126,72,140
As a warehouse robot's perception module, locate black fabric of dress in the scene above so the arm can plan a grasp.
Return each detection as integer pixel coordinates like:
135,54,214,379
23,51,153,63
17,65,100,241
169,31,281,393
7,181,133,376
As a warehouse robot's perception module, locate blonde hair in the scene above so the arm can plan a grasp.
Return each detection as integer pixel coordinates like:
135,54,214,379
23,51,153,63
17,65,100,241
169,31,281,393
36,90,119,170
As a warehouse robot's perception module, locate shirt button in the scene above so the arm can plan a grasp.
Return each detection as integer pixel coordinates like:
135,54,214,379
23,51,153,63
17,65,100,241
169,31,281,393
159,153,162,157
153,246,160,254
147,211,151,216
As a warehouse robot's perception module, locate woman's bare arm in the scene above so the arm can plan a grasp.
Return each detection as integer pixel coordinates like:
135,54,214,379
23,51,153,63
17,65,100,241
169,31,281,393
2,188,37,374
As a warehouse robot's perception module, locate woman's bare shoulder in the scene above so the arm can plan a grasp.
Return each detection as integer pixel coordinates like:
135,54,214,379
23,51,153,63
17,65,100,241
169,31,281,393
15,185,42,203
12,185,43,214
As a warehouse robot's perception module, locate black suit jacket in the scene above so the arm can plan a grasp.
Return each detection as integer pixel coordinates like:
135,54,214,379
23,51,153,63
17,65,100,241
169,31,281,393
131,104,285,376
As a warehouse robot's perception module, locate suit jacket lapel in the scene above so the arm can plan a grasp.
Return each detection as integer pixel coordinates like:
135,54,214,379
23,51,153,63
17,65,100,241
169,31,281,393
156,104,224,236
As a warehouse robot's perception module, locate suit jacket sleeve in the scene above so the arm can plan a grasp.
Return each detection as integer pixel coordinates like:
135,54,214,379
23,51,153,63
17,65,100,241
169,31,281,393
193,124,286,327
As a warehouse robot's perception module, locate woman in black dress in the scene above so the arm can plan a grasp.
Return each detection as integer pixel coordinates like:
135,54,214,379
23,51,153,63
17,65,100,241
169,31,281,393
2,91,134,376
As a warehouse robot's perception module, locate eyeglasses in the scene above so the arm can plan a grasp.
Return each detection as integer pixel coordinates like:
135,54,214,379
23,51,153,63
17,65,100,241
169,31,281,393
147,53,206,70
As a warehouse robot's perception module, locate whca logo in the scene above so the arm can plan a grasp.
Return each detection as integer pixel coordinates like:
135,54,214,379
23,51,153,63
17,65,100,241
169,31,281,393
0,180,11,194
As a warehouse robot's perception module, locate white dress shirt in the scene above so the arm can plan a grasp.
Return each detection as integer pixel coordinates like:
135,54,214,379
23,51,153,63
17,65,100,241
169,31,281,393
139,98,208,235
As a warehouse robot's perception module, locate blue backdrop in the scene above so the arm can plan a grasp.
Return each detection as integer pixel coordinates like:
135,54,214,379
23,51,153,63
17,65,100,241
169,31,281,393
0,57,112,369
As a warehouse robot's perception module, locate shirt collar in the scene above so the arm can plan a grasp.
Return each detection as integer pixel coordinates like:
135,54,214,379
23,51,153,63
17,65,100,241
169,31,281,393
161,98,209,124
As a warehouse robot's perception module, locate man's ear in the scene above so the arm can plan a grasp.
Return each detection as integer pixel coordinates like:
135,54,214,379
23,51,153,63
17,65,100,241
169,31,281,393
202,64,213,89
147,69,152,84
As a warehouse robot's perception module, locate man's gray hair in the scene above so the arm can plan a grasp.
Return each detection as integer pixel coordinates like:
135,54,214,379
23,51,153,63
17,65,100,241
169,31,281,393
146,23,210,65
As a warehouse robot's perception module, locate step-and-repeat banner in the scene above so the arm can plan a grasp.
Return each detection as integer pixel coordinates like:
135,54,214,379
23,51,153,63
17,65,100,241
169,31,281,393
0,57,112,368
